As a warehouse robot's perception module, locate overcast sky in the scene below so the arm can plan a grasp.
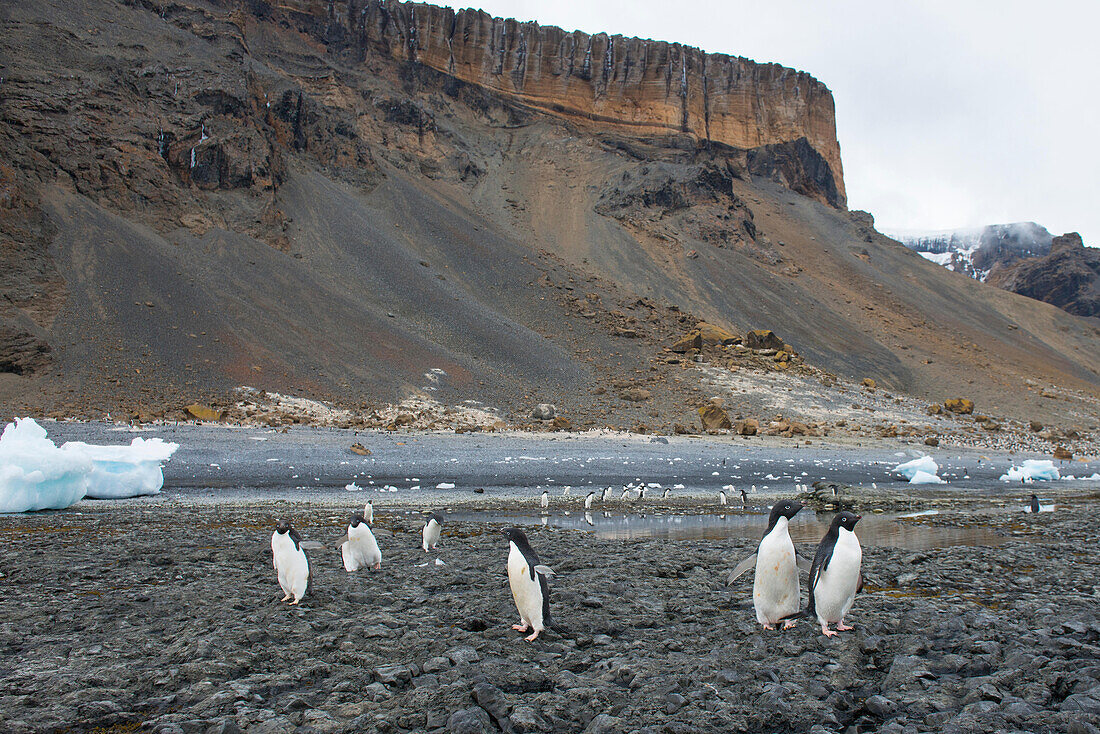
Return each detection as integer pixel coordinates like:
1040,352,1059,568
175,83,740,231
440,1,1098,244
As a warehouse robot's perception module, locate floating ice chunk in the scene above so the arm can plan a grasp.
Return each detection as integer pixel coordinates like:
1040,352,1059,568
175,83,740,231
61,437,179,499
345,483,363,492
0,418,92,512
436,482,455,489
1000,460,1060,482
894,456,938,481
908,470,946,485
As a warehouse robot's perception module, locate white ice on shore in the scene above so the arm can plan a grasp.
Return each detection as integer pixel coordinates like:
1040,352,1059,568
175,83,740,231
894,456,943,483
0,418,179,511
0,418,93,513
1000,460,1060,482
63,437,179,499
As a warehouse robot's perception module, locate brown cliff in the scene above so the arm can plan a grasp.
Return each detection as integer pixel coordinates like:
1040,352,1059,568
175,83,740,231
986,233,1100,318
278,0,845,206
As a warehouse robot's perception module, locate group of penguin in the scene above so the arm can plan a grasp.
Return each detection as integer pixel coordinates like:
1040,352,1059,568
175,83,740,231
271,494,869,641
271,502,554,640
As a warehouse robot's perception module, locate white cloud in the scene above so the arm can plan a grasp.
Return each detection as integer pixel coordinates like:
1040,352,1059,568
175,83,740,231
440,0,1099,244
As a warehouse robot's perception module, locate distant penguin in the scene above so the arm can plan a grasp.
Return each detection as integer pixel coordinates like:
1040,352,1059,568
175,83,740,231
740,489,748,507
1029,494,1040,513
662,488,671,500
601,487,611,502
719,490,727,506
422,513,444,552
584,491,595,510
637,487,646,501
363,500,374,524
620,487,630,501
272,519,309,605
783,511,863,636
540,490,549,508
501,527,554,641
339,511,382,571
563,486,571,496
726,500,807,630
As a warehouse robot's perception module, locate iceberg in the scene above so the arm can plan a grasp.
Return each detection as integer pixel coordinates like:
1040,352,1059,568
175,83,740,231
62,437,179,499
908,469,946,485
0,418,93,513
894,456,940,482
1,418,180,511
1000,460,1060,483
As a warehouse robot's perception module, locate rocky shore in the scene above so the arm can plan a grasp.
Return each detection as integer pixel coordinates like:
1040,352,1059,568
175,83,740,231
1,497,1098,733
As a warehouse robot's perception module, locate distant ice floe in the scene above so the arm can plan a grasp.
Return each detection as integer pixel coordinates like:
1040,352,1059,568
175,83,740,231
894,456,944,484
1000,460,1060,482
0,418,178,512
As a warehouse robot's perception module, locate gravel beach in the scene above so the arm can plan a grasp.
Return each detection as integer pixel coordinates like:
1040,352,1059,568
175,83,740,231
2,485,1099,733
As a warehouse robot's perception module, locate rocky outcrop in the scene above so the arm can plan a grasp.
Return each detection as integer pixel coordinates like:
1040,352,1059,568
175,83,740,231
0,324,52,376
280,0,845,206
985,233,1100,318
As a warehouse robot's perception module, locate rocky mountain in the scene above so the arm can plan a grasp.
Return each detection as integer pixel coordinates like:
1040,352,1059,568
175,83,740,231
888,222,1054,281
1,0,1098,430
986,233,1100,319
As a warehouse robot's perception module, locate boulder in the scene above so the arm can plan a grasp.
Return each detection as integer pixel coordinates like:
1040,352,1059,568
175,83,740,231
1053,446,1073,460
620,387,651,402
744,329,786,351
734,418,759,436
530,404,556,420
669,321,739,353
550,416,571,431
184,404,226,422
861,378,877,389
944,398,974,415
1029,420,1044,432
698,404,732,431
350,442,371,455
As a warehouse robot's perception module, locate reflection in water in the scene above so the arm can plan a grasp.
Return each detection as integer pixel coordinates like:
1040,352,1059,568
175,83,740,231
450,510,1005,550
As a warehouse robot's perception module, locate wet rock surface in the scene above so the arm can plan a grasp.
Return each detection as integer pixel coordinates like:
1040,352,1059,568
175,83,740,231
1,501,1098,733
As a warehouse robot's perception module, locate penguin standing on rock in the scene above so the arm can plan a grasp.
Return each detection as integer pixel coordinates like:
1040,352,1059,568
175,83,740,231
782,511,863,636
422,512,444,552
740,489,748,507
584,491,595,510
719,490,727,506
502,528,554,642
726,500,809,630
363,500,374,524
338,511,382,571
272,519,309,605
1029,494,1041,513
540,490,549,509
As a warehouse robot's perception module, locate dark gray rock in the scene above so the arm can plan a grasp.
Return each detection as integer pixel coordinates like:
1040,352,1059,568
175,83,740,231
447,707,493,734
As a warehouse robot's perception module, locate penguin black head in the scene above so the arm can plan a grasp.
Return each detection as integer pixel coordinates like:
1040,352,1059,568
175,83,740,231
771,499,803,520
428,512,444,524
501,527,530,547
348,512,366,528
834,511,861,531
276,519,291,534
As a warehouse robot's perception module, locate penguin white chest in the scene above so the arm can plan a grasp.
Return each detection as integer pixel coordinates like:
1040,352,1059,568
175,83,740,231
271,532,309,603
753,518,799,624
814,529,862,624
507,543,545,630
343,524,382,571
422,519,441,551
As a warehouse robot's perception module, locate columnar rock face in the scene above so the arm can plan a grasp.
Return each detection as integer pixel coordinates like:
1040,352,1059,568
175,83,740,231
985,233,1100,318
279,0,845,206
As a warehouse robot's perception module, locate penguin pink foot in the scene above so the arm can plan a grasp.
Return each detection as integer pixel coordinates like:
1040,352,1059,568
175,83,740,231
821,624,838,637
762,623,776,631
837,622,853,631
373,562,382,570
512,623,529,631
782,620,797,630
524,630,540,642
281,594,292,602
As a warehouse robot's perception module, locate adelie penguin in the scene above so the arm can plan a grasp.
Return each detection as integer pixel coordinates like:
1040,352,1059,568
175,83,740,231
726,499,810,630
338,511,382,571
272,519,309,605
422,512,444,552
1029,494,1041,513
502,527,555,642
584,491,595,510
782,511,863,637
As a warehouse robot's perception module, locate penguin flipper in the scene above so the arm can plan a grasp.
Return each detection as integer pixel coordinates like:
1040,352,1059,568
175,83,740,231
726,555,757,586
796,554,813,574
534,565,555,577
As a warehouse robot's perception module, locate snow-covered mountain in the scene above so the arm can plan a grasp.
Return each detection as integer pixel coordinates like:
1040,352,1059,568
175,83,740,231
886,222,1053,281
